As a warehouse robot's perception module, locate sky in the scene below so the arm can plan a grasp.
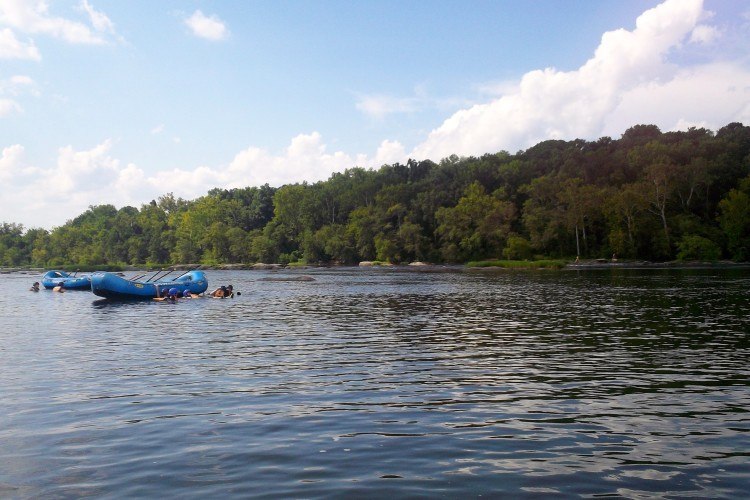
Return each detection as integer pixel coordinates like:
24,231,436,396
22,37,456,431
1,0,749,230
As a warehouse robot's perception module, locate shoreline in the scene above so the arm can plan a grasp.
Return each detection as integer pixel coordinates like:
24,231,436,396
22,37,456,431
3,260,750,275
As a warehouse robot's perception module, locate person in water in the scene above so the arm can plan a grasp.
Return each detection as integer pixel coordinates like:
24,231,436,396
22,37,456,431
53,281,65,293
153,287,180,302
30,282,40,292
209,284,236,298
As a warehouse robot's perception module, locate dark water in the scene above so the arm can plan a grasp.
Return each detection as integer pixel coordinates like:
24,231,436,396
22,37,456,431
1,267,748,498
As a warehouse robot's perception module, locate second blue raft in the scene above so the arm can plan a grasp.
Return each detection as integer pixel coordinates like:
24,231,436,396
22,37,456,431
42,270,92,290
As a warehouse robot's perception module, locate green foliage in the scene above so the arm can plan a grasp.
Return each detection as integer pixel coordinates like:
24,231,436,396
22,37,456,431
503,235,533,260
676,235,722,261
435,182,516,262
3,122,750,267
718,176,750,261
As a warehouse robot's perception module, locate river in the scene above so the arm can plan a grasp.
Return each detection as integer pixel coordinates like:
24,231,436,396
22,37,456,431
1,266,748,498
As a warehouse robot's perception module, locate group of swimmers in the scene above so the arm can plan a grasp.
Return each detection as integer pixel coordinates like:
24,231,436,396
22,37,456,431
154,284,238,302
30,281,67,292
30,281,64,292
30,281,239,299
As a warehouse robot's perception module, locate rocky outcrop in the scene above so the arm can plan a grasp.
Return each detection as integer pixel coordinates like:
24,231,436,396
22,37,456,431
252,263,283,270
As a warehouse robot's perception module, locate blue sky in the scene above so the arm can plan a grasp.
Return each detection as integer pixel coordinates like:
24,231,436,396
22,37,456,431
1,0,749,229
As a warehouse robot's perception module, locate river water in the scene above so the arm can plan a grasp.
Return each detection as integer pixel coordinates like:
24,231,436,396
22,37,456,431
0,267,748,498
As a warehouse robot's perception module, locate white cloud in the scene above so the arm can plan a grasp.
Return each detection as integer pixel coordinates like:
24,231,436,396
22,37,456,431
410,0,750,161
0,27,40,59
1,74,36,95
603,62,750,136
473,80,520,98
9,74,32,85
151,124,165,135
0,75,37,115
0,97,21,116
690,24,720,44
0,140,154,227
184,10,228,41
373,139,407,166
0,143,24,180
49,140,120,192
224,132,363,188
356,94,419,120
0,144,49,225
0,0,110,44
79,0,114,34
354,85,466,120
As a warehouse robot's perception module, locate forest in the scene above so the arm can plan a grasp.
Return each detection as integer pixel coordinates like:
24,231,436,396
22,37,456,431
1,123,750,268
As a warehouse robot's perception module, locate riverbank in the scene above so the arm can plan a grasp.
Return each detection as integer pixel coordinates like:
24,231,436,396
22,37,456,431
565,259,750,270
4,259,750,276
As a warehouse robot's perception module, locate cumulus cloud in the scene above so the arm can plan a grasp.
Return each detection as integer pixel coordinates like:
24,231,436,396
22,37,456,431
0,141,131,227
356,94,419,120
0,74,37,115
0,0,112,44
0,143,24,180
0,144,49,223
603,62,750,136
410,0,750,160
0,27,40,59
1,74,36,94
373,139,407,166
690,24,720,44
0,97,20,116
184,10,228,41
355,85,467,120
79,0,115,34
224,132,365,188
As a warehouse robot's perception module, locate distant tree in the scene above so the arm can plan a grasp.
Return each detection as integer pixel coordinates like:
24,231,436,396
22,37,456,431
604,184,647,258
503,234,533,260
718,176,750,261
677,235,721,261
435,182,516,262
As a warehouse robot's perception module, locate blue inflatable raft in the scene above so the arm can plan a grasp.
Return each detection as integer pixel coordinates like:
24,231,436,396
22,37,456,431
41,270,92,290
90,270,209,299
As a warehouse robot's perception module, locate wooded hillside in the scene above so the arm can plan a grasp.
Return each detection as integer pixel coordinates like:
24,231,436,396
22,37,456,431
2,123,749,267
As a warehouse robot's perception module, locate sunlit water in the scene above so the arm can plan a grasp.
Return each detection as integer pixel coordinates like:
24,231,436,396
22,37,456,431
1,267,748,498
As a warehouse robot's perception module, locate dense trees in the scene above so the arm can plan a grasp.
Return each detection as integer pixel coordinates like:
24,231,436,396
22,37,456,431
2,123,750,268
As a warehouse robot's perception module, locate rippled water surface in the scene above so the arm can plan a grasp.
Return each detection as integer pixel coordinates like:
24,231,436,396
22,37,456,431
1,267,749,498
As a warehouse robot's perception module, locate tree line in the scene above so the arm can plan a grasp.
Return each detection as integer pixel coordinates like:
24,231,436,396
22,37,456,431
2,122,749,268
